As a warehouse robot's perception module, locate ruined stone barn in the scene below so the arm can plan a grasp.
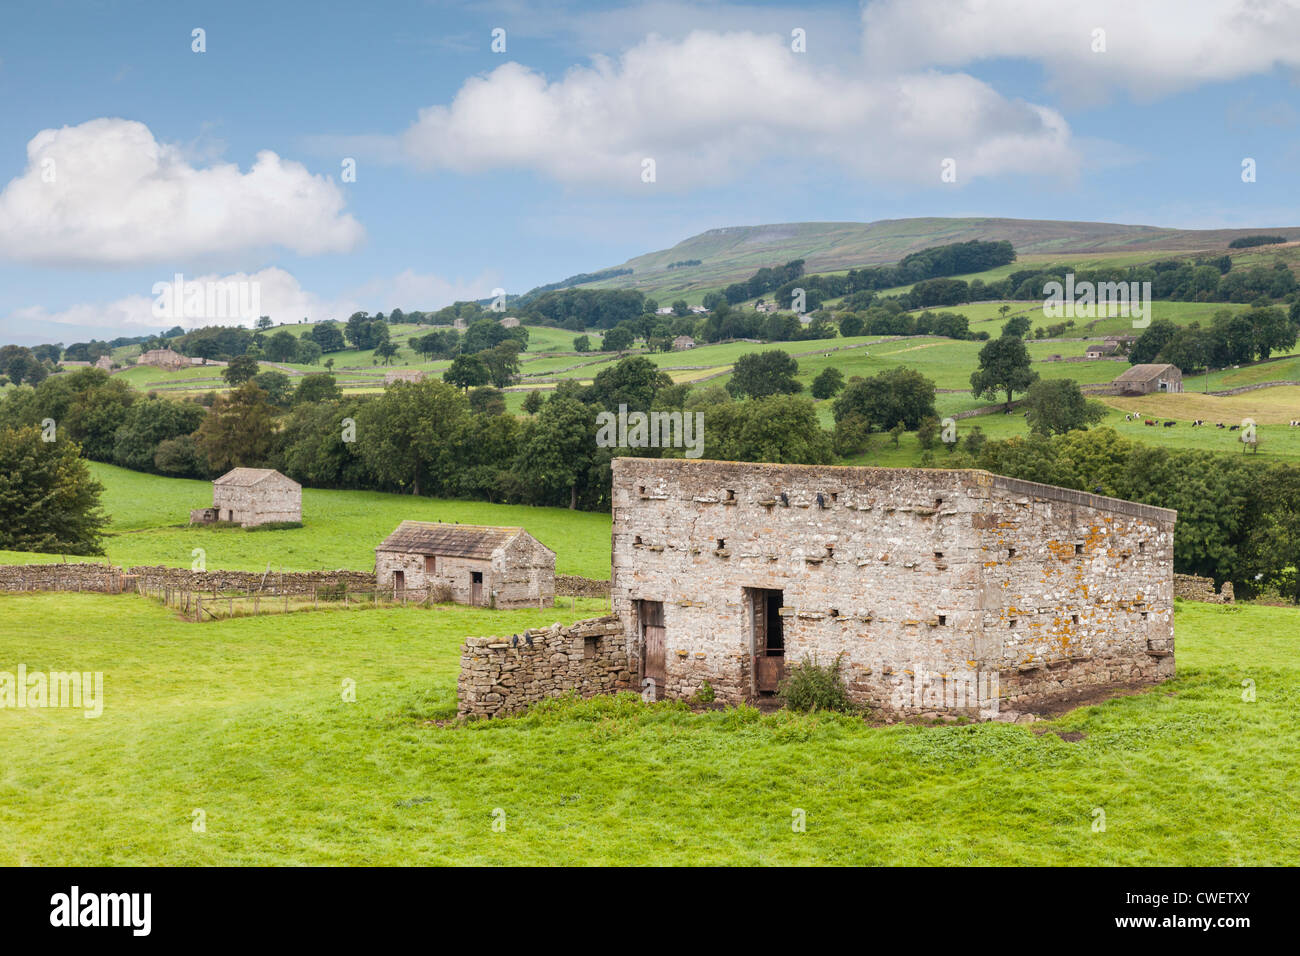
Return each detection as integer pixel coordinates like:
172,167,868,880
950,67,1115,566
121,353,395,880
611,458,1176,716
191,468,302,527
375,522,555,608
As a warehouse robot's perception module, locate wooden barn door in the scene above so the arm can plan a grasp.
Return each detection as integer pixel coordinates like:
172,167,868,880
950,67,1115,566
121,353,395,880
640,600,666,699
470,571,483,606
749,588,785,694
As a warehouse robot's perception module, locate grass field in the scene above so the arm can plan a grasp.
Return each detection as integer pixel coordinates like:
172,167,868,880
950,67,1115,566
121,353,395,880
1,592,1295,865
0,463,612,579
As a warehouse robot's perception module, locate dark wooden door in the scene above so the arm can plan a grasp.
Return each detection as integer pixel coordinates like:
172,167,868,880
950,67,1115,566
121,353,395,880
471,572,483,606
393,570,405,597
640,600,665,698
752,589,785,692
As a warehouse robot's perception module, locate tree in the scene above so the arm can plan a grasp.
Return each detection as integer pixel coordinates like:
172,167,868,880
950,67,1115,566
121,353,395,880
264,330,300,363
832,366,937,431
252,370,294,407
584,357,672,411
522,390,544,415
295,339,323,365
443,355,490,391
970,335,1039,410
294,373,342,405
480,342,521,388
468,386,506,416
0,425,108,554
1129,319,1179,365
672,300,690,317
706,395,833,463
1001,315,1032,338
810,367,845,399
601,326,634,352
309,321,347,353
374,341,400,366
574,335,591,353
726,350,802,399
195,383,277,472
516,397,596,509
223,354,260,386
153,435,206,478
111,398,205,472
256,316,274,330
355,380,470,496
1022,379,1107,436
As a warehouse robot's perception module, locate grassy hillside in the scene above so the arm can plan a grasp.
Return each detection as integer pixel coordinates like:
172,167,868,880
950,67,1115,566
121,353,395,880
578,218,1300,298
1,591,1294,865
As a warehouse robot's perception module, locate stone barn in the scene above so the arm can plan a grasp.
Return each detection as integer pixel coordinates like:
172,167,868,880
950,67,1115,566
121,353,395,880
192,468,302,527
375,522,555,608
137,348,189,370
611,458,1176,716
1113,363,1183,394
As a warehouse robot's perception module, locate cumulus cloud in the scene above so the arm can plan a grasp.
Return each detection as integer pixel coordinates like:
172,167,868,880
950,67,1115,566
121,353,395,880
0,118,364,266
399,30,1077,188
860,0,1300,101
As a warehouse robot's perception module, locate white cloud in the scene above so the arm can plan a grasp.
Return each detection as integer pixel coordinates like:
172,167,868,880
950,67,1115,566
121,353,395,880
860,0,1300,101
399,29,1077,188
0,118,364,266
5,266,499,339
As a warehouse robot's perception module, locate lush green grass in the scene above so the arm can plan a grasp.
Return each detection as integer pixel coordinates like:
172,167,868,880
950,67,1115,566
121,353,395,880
0,462,612,579
1,593,1294,865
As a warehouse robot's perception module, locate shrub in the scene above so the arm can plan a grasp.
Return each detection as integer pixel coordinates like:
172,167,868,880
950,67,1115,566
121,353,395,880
695,680,716,704
779,653,854,713
245,521,303,532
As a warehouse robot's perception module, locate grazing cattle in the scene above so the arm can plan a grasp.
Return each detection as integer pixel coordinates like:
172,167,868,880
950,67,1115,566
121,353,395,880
1163,420,1176,427
1144,419,1157,426
1230,425,1240,431
1216,423,1226,428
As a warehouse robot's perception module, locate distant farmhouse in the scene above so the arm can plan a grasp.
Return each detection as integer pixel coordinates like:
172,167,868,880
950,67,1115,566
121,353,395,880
94,355,116,371
1085,342,1121,359
610,458,1175,716
1112,363,1183,395
499,316,521,328
137,348,189,370
375,521,555,608
672,335,696,351
191,468,302,528
384,369,425,385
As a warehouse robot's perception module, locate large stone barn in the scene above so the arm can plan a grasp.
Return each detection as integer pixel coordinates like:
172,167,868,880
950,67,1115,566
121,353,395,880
191,468,302,527
611,458,1176,716
375,522,555,608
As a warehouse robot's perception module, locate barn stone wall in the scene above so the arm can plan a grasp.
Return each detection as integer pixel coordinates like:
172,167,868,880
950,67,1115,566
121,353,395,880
0,563,129,593
457,616,633,718
610,458,1177,716
212,479,301,527
1174,573,1234,604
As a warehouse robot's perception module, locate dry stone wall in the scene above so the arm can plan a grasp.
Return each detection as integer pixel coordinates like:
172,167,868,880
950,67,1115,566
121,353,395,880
1174,573,1234,603
0,563,375,595
457,616,634,719
0,563,129,593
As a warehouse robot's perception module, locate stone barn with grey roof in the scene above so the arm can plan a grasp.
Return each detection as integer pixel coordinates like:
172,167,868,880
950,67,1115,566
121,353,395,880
611,458,1176,716
191,468,302,528
375,521,555,608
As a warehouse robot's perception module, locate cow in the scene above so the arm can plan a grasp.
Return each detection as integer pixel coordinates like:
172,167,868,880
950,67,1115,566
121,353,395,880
1163,420,1176,427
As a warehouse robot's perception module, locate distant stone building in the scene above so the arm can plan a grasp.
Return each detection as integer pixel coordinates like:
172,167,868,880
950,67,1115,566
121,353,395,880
672,335,696,351
499,316,521,328
137,348,189,370
375,522,555,608
190,468,302,527
1085,342,1120,359
384,369,425,385
94,355,116,371
1113,363,1183,394
610,458,1176,716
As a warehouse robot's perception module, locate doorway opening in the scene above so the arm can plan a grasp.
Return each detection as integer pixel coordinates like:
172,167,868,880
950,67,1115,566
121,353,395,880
470,571,484,606
639,600,665,700
747,588,785,695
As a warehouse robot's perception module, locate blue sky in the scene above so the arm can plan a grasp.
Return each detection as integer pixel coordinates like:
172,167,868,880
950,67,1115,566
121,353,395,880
1,0,1298,344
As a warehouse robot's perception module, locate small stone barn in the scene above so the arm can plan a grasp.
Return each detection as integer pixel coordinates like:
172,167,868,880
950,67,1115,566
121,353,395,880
375,522,555,608
192,468,302,527
137,348,188,370
1113,363,1183,394
611,458,1176,716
